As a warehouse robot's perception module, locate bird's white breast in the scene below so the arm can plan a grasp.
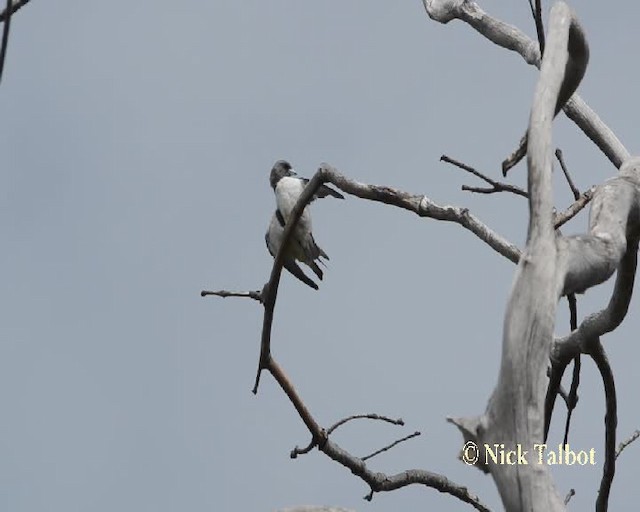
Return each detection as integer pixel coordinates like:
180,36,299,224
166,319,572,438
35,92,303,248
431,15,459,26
275,177,312,229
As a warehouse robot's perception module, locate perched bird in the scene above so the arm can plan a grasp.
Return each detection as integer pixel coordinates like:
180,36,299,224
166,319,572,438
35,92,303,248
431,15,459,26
265,160,344,289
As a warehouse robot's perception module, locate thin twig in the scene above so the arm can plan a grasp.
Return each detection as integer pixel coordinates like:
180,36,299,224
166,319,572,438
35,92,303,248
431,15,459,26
553,186,595,228
616,429,640,459
291,437,316,459
0,0,13,84
526,0,536,22
502,132,528,176
0,0,30,23
564,488,575,505
200,289,262,302
534,0,545,56
561,359,580,444
562,294,580,446
556,149,581,200
361,431,421,462
327,414,404,435
440,155,528,197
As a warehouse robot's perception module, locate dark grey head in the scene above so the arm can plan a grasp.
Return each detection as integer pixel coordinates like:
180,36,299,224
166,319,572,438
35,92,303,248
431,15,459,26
269,160,296,189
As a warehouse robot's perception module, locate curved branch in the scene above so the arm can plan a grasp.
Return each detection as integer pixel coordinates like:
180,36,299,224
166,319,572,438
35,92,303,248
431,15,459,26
327,413,404,435
587,342,616,512
422,0,629,168
553,236,638,360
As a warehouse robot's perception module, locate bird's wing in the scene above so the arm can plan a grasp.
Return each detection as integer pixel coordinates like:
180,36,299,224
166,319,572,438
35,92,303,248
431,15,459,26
300,177,345,201
266,211,319,290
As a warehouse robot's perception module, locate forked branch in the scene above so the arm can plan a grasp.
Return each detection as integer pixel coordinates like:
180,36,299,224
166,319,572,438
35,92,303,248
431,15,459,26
422,0,629,169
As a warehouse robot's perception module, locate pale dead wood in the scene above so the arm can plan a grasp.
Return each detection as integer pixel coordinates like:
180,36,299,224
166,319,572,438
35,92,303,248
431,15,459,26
422,0,630,169
448,4,606,511
440,154,528,197
616,429,640,459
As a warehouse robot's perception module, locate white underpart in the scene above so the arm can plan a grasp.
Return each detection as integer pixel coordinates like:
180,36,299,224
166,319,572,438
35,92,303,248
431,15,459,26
266,212,306,262
275,176,313,235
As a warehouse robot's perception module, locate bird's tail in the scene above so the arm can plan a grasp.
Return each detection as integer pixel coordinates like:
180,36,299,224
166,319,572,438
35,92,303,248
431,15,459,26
283,259,319,290
307,260,324,281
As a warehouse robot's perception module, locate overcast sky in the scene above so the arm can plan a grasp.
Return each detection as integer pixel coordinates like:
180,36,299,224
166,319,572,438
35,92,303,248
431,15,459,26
2,1,640,511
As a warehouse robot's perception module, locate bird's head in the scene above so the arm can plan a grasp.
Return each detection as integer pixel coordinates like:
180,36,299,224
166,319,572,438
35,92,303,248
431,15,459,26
269,160,295,189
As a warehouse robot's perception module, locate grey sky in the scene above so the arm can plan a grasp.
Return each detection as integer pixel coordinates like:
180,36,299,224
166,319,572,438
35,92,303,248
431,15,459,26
1,1,639,511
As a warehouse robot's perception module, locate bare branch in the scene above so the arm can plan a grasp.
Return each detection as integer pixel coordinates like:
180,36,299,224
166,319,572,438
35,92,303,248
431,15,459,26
423,0,629,168
361,431,421,462
616,430,640,459
440,154,528,197
555,149,581,200
264,356,491,511
554,236,638,359
552,185,595,228
564,488,575,505
588,341,616,512
562,294,580,446
502,129,528,175
200,289,262,302
327,414,404,435
291,438,316,459
439,151,593,228
534,0,545,55
0,0,13,84
0,0,30,23
319,166,521,264
561,354,580,445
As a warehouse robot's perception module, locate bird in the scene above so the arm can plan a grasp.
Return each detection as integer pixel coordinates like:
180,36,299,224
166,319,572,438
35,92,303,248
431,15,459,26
265,160,344,289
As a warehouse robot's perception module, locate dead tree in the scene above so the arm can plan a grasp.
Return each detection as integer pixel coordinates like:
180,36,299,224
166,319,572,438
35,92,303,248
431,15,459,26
204,1,640,510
